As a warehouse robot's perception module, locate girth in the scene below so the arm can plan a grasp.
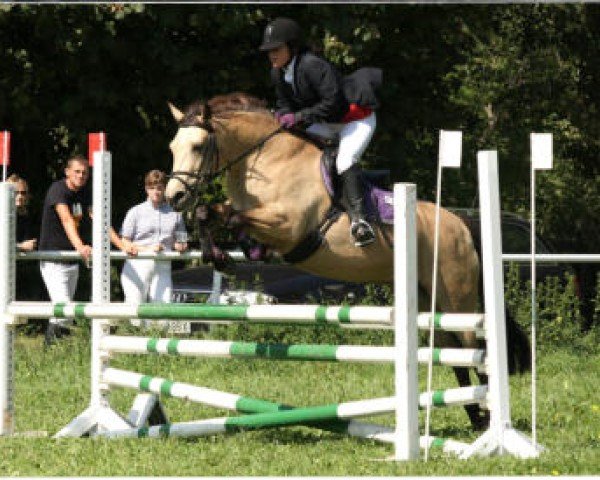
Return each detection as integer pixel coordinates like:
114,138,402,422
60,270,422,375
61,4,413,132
282,205,343,264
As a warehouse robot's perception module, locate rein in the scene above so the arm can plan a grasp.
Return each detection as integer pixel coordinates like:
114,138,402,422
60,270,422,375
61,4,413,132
169,121,284,201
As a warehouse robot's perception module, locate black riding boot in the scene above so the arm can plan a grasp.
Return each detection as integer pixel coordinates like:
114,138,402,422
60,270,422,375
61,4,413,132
341,165,376,247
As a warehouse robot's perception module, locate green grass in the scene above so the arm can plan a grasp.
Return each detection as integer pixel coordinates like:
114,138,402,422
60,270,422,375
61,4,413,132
3,328,600,476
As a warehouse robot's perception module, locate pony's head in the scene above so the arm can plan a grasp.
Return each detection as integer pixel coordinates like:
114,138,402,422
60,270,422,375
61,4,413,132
165,101,214,210
166,93,269,211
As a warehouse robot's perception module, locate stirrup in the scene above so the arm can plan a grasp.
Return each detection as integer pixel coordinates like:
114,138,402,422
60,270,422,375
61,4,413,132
350,219,375,247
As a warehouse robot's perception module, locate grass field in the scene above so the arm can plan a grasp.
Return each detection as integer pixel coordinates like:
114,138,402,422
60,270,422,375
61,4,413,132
2,325,599,477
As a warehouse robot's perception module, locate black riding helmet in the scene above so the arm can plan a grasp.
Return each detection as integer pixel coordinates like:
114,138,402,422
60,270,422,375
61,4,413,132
259,17,303,52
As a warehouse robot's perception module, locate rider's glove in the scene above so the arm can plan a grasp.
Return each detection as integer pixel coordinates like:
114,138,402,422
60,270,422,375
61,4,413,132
277,112,298,128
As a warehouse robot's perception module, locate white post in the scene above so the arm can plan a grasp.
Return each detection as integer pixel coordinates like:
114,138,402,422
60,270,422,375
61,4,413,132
529,132,553,447
0,183,15,435
55,151,131,437
393,183,419,460
90,151,112,408
460,151,542,458
479,151,512,428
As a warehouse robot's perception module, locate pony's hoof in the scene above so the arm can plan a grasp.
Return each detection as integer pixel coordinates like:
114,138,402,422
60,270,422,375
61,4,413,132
471,411,491,431
213,250,236,274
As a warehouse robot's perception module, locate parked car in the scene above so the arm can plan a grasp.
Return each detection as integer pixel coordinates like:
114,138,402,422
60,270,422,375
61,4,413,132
172,262,370,305
449,208,578,286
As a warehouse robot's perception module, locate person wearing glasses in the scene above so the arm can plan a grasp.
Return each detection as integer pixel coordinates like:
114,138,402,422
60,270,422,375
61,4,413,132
119,169,188,329
6,174,43,310
6,174,37,252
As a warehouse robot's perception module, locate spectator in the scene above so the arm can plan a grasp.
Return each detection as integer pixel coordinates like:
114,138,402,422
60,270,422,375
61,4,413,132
39,155,125,345
6,174,37,253
120,169,188,329
6,174,46,331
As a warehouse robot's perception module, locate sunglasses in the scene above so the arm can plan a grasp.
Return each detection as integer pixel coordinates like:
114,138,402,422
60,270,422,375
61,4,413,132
16,191,28,195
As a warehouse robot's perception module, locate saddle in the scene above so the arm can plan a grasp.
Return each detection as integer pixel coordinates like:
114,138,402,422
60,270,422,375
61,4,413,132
320,149,393,225
279,130,395,264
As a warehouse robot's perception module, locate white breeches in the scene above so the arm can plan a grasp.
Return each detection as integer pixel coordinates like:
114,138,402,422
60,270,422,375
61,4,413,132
306,112,376,175
40,261,79,326
121,259,172,303
121,259,173,329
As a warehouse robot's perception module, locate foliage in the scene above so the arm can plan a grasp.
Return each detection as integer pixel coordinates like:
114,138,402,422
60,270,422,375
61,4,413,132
2,4,598,252
504,263,594,350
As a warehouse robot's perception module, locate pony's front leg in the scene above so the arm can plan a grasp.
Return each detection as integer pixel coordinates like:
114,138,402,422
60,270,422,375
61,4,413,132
195,204,235,273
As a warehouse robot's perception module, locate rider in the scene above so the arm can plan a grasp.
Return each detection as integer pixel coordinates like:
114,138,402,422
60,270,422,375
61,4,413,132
259,17,381,247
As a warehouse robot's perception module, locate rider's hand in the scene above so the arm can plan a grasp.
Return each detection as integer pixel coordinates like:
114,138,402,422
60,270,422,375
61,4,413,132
277,112,298,128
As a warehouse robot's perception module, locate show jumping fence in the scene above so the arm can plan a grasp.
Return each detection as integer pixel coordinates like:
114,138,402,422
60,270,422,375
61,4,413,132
0,150,541,460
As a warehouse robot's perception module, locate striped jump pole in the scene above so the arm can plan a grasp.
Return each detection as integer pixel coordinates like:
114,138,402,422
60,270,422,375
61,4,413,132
104,368,487,413
101,336,486,369
94,415,469,457
96,381,486,441
7,301,486,332
94,394,393,439
89,397,382,437
101,367,469,454
7,302,394,327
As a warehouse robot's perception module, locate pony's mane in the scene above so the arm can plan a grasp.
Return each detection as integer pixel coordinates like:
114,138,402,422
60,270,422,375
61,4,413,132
180,92,270,126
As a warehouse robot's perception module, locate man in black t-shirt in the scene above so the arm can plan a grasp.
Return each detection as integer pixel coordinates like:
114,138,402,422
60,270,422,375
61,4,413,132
39,155,123,345
39,155,92,344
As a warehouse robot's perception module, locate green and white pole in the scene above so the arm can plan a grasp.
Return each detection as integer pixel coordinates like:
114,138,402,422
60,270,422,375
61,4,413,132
417,312,485,334
102,367,473,453
94,413,469,456
102,367,395,440
6,302,394,327
100,336,486,368
0,183,15,435
96,401,389,439
96,386,485,442
104,367,486,412
7,302,486,332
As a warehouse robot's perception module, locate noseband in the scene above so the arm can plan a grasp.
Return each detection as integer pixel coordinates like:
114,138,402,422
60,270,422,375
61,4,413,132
169,110,284,202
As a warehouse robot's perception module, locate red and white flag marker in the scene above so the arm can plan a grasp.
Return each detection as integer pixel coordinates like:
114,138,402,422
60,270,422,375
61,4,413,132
88,132,107,167
0,131,11,181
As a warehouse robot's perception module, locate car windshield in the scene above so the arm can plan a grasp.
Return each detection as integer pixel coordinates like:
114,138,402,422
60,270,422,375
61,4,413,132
502,223,551,254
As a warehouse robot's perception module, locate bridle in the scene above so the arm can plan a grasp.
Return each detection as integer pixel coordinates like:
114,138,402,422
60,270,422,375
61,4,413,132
169,109,284,202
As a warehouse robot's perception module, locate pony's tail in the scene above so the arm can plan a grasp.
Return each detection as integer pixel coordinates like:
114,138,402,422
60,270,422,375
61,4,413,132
459,213,532,375
505,307,532,374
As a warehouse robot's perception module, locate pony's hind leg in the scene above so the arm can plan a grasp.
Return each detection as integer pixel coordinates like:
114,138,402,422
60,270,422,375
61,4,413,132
432,237,489,430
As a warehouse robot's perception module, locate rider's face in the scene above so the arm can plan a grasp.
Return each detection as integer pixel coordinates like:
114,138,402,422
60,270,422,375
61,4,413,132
267,44,292,69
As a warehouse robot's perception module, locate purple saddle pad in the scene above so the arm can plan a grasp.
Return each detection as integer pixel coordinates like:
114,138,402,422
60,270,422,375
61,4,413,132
320,162,394,225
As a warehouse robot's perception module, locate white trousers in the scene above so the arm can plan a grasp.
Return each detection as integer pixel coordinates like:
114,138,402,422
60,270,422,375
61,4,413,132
306,112,376,175
40,261,79,326
121,259,172,328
